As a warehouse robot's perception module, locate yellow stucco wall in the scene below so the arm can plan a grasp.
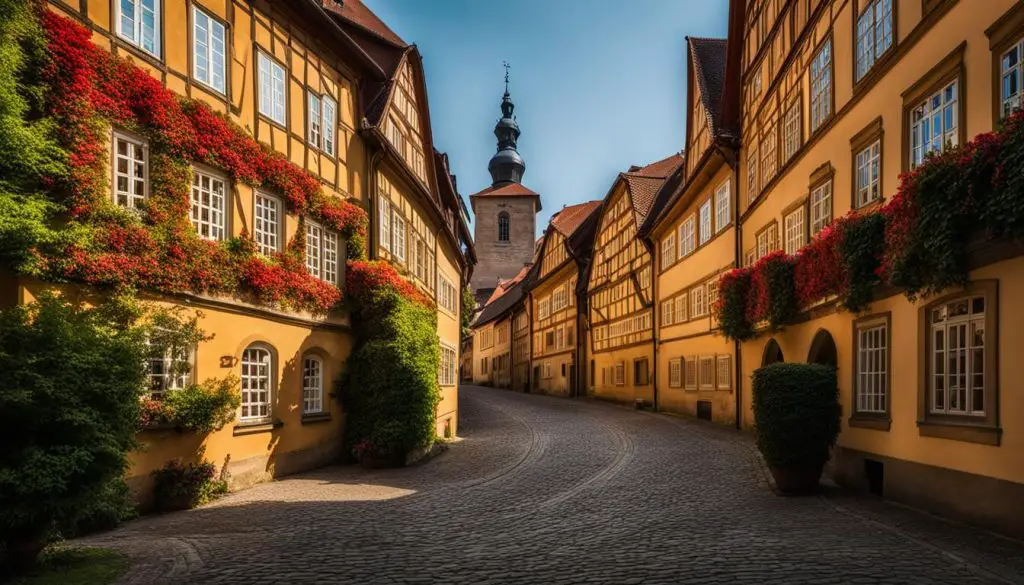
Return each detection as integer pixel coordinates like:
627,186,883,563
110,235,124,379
531,261,579,396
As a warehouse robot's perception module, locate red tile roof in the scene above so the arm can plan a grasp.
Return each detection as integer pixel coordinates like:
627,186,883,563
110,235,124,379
324,0,406,47
621,154,684,226
469,183,540,198
551,200,602,238
483,264,532,307
626,153,685,178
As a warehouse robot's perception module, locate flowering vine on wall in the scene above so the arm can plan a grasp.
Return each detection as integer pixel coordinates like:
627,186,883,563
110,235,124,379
29,9,370,314
714,109,1024,341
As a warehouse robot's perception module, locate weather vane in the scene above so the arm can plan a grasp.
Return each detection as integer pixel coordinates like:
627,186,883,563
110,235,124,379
503,61,511,93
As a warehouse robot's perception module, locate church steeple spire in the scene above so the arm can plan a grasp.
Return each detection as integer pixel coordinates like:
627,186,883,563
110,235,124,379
488,62,526,186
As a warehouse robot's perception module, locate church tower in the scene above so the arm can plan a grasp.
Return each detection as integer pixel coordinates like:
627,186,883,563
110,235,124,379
469,67,542,298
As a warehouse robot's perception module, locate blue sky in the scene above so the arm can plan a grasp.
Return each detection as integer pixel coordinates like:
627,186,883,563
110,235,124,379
363,0,730,235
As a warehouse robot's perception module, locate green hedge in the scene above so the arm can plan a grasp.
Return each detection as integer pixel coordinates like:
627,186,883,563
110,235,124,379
342,288,440,458
751,363,840,470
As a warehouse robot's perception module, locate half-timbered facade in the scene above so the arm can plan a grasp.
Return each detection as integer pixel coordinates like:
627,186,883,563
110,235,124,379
587,155,683,405
528,201,601,396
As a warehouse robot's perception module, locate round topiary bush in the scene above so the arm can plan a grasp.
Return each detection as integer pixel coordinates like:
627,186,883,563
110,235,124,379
752,362,840,495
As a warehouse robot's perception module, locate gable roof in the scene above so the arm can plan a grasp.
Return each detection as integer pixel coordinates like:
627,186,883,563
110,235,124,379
688,37,730,140
470,183,540,198
619,154,685,228
474,265,530,327
551,200,602,238
323,0,405,47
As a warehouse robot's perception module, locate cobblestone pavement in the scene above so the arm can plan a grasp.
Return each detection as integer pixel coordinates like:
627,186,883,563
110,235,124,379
80,386,1024,584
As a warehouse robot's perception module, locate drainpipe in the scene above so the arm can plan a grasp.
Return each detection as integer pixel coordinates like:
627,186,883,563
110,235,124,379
651,247,659,412
367,141,384,261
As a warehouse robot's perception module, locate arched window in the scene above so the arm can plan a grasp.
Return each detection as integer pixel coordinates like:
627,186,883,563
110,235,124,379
498,212,510,242
762,338,784,367
241,344,273,422
302,355,324,414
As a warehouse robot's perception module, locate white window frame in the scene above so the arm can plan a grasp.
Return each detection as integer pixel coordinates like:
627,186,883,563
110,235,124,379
747,147,759,202
192,6,225,94
538,297,551,320
378,196,391,252
929,296,986,416
784,206,805,255
714,179,731,234
392,211,406,262
855,319,888,415
783,99,802,162
308,93,322,149
1001,38,1024,119
146,334,192,399
438,273,458,314
910,79,959,170
691,285,707,318
684,356,698,390
254,192,282,255
116,0,161,58
661,233,676,270
661,300,675,326
856,0,894,82
323,96,337,156
112,131,149,211
439,342,457,387
675,293,687,323
679,216,696,257
855,139,881,208
699,356,715,391
302,355,324,414
810,181,833,237
305,220,339,284
669,358,682,388
240,344,273,422
258,51,287,126
699,201,712,245
761,129,777,185
190,167,228,241
716,355,732,390
810,38,832,132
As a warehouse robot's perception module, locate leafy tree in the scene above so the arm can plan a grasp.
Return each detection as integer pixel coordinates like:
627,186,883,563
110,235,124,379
0,294,147,572
461,285,476,338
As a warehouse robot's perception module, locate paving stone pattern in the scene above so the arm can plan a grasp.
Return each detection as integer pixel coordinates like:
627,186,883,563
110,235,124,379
79,386,1024,584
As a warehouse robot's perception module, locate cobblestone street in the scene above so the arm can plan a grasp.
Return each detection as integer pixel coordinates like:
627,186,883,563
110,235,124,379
82,386,1024,584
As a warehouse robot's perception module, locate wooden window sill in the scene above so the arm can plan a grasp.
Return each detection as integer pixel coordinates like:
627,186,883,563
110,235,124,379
917,420,1001,446
849,416,892,431
233,419,284,436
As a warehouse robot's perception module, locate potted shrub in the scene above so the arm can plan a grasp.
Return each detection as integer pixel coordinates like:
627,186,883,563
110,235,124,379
752,363,840,495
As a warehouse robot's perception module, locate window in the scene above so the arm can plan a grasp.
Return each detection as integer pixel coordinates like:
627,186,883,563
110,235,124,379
634,359,650,386
553,287,568,311
308,93,321,149
192,7,225,93
117,0,161,58
716,355,731,390
112,132,147,210
661,234,676,270
691,285,706,318
747,147,759,202
614,361,625,386
305,221,339,284
784,206,806,255
706,279,719,309
810,181,832,236
679,216,696,257
258,52,286,125
543,362,553,379
378,197,391,252
538,298,551,320
392,213,406,261
302,356,324,414
783,99,802,162
323,97,337,156
755,223,778,263
699,200,712,245
440,343,457,386
810,39,832,132
855,140,881,208
699,357,715,390
684,357,697,390
545,331,555,351
190,168,226,241
855,316,889,415
714,180,730,233
929,296,986,416
498,212,510,242
146,333,191,399
240,344,272,422
669,358,682,388
674,293,687,323
761,128,777,185
661,299,675,326
254,192,281,255
910,79,959,170
438,274,458,313
856,0,894,82
1001,38,1024,119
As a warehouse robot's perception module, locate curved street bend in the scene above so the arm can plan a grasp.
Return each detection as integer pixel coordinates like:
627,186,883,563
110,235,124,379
83,386,1024,585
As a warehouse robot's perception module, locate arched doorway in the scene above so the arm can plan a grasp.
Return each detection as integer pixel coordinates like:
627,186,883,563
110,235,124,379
807,329,838,367
762,338,784,366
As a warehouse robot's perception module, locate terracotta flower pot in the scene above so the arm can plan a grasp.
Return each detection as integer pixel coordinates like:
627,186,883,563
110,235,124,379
769,464,824,495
